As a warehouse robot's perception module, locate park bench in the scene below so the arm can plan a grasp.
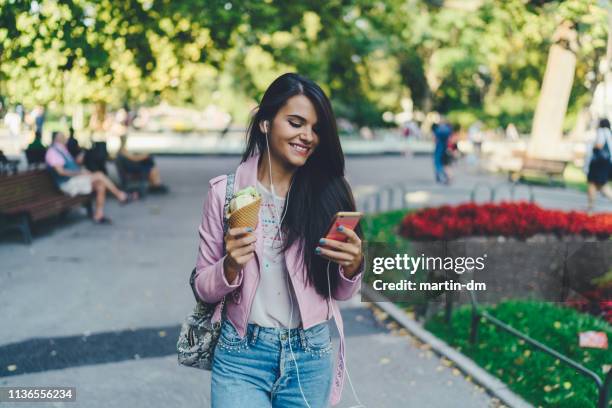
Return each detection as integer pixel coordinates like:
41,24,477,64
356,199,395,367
0,170,92,244
509,155,568,186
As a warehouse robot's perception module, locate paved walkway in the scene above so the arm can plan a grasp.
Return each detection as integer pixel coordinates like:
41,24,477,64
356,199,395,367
1,155,606,407
347,155,612,214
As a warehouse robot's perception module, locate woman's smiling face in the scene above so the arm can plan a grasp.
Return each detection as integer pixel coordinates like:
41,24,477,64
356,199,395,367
261,94,320,168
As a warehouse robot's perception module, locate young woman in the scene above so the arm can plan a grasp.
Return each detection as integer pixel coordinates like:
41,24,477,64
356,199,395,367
193,73,365,407
586,118,612,212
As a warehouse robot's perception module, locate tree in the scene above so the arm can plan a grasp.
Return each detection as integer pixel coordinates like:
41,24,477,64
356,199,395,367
0,0,607,131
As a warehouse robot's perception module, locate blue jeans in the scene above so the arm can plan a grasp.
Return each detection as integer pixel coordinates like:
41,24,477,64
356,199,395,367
434,140,449,183
211,318,334,408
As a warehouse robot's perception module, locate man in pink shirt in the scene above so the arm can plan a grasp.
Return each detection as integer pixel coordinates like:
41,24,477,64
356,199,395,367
45,131,136,224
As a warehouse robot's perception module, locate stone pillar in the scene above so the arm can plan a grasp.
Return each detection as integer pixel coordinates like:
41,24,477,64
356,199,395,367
527,22,578,159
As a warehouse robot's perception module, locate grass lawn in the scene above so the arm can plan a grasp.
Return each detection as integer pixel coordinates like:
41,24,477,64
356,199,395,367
517,163,589,192
426,302,611,408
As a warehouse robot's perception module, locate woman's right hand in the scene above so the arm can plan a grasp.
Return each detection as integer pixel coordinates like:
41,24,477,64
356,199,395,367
223,227,257,280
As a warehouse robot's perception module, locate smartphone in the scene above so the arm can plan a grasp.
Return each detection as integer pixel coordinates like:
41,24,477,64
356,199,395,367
324,211,363,242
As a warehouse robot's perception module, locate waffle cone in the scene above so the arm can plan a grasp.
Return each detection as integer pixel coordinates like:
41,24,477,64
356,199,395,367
228,197,261,229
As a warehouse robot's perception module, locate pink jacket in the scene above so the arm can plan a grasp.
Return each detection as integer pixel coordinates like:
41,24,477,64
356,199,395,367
194,152,364,406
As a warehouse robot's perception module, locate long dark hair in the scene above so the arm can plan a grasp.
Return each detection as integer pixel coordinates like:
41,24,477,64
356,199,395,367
241,73,362,299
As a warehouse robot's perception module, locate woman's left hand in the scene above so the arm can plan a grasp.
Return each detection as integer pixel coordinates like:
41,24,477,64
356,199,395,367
315,226,363,278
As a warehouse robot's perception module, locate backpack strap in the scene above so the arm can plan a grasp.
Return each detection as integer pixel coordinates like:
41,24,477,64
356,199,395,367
213,173,235,323
49,145,71,162
190,173,235,304
222,173,235,251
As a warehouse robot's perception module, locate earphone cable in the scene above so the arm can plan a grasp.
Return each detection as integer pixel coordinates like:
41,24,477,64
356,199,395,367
265,128,311,407
265,126,365,407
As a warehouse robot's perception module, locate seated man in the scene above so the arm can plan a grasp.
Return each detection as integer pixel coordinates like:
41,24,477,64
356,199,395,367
117,135,168,193
45,131,137,224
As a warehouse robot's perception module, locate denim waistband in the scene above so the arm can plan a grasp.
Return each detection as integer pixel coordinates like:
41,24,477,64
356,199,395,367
249,322,307,348
225,320,330,348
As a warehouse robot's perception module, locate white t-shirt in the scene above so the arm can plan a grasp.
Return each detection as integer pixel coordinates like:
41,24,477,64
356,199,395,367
247,179,302,328
595,127,612,152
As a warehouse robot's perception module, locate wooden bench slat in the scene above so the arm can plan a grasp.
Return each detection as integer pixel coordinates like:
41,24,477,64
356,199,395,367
509,155,568,186
0,170,91,223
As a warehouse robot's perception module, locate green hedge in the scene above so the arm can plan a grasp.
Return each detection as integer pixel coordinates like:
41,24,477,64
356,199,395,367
362,208,411,245
426,301,612,408
362,209,434,306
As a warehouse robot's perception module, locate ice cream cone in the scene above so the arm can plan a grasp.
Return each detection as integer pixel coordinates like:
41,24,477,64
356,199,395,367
228,196,261,229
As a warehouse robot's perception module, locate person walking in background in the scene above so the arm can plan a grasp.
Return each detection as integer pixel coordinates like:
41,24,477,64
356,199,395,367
505,123,520,141
5,108,21,138
66,126,83,159
432,119,452,184
113,106,130,139
442,123,460,182
32,105,46,136
27,129,46,150
45,131,137,224
15,103,25,124
585,118,612,212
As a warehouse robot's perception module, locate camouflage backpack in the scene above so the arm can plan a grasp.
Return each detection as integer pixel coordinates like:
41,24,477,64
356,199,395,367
176,173,235,370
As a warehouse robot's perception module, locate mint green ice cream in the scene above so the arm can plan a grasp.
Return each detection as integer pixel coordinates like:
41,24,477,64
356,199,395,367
229,186,260,213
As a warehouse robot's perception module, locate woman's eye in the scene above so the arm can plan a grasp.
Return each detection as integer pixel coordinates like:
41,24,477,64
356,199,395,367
289,121,301,128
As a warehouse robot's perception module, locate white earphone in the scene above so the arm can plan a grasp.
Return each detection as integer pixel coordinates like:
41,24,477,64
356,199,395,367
263,120,365,408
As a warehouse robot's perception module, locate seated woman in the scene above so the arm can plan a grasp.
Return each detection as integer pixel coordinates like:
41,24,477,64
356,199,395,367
117,135,168,193
45,131,138,224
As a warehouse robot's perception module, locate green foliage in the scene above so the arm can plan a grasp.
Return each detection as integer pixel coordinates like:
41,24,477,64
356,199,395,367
426,301,612,408
362,208,410,241
0,0,608,130
362,209,425,299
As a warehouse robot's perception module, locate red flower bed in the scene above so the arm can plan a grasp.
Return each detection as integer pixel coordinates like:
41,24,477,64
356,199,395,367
399,202,612,241
399,202,612,323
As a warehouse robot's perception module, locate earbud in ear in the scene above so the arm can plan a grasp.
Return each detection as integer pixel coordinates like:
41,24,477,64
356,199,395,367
264,121,269,134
